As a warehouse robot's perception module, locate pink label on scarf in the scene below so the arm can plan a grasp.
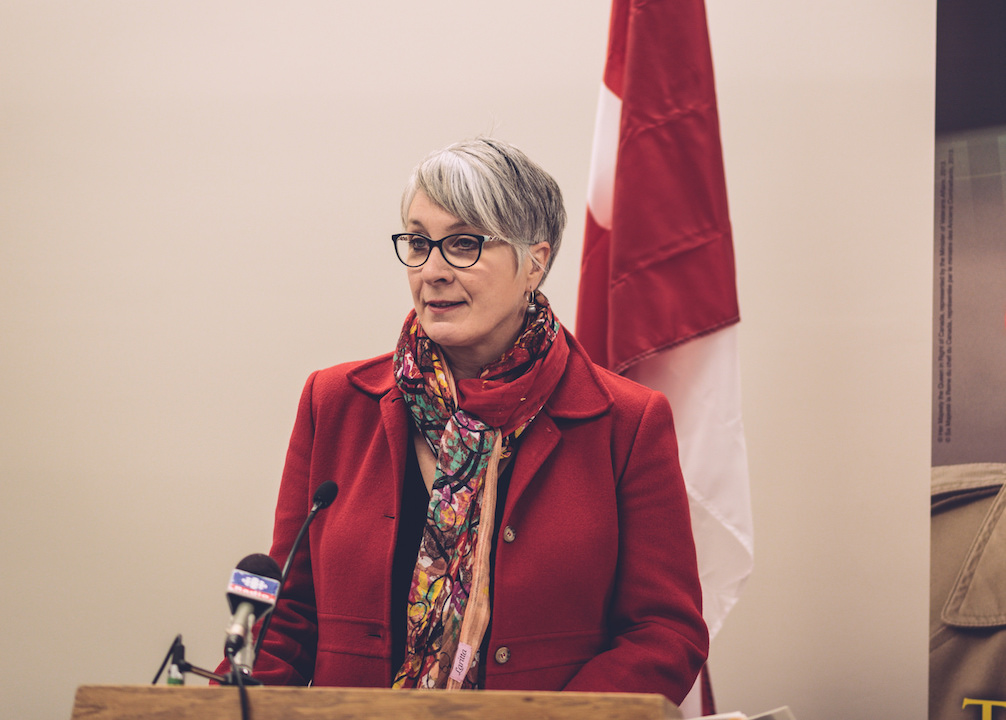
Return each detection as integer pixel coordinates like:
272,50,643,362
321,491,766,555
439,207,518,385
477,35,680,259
449,642,474,683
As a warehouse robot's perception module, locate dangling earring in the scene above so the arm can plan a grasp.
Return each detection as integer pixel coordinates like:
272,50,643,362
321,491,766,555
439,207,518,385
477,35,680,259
526,289,538,314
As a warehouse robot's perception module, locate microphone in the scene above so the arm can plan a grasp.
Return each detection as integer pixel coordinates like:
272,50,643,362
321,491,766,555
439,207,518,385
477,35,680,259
251,480,338,661
224,553,282,664
312,480,339,512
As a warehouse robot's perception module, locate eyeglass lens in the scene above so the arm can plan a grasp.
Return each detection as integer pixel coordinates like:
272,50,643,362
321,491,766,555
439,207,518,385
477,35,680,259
394,234,486,268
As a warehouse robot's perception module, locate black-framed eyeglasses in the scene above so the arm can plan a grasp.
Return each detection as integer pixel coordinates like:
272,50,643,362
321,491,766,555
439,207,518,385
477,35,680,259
391,233,497,269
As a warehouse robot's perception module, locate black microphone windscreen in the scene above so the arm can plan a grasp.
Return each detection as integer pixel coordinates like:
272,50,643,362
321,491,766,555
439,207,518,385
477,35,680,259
312,481,338,509
235,553,282,581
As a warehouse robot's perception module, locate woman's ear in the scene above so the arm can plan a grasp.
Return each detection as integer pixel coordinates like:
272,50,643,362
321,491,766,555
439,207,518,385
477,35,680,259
527,242,551,285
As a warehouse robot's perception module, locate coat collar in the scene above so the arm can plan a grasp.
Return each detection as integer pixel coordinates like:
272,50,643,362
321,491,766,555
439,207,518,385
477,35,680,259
345,327,614,421
935,463,1006,628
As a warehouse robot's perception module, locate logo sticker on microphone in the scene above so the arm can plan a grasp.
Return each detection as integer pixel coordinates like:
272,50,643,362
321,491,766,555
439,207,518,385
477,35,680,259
228,570,280,605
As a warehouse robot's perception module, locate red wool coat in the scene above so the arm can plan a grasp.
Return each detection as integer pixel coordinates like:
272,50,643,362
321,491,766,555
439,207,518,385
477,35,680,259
253,334,708,704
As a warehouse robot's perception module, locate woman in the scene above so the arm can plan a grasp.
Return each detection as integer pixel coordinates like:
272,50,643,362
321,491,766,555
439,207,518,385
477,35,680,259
251,138,708,703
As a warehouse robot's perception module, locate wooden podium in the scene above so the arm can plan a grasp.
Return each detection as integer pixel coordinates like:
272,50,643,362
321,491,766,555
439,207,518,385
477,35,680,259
70,685,682,720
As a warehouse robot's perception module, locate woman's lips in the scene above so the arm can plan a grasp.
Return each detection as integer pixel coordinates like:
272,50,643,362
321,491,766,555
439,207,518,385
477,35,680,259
426,300,464,312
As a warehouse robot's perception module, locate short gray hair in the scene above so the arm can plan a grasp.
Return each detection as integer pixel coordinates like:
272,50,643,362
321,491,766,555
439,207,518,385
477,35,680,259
401,137,566,280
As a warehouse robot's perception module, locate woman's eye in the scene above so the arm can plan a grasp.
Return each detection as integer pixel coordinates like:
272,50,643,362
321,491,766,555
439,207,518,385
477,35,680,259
450,235,480,252
408,236,430,250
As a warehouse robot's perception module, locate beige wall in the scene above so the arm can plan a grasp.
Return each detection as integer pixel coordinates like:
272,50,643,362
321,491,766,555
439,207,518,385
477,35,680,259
0,2,932,718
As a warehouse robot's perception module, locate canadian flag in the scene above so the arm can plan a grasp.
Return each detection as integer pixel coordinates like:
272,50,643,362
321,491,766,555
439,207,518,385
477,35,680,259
575,0,753,715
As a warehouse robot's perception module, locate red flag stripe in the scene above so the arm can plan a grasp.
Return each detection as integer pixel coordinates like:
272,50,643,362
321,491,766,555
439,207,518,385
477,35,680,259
577,0,739,373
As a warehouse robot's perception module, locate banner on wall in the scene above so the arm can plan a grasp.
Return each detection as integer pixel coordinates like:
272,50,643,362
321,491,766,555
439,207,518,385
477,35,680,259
576,0,752,715
930,3,1006,719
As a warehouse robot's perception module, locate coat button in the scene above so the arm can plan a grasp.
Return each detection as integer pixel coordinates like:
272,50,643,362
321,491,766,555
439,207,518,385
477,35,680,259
502,526,516,543
494,646,510,664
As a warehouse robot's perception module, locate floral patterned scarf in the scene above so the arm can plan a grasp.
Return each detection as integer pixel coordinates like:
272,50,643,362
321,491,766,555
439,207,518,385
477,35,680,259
391,294,568,689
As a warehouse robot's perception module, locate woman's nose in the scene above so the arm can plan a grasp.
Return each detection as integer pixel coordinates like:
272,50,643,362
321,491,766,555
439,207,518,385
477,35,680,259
420,244,454,281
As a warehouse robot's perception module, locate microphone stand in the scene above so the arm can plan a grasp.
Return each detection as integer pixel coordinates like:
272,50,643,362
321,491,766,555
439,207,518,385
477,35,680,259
152,634,231,685
153,635,254,720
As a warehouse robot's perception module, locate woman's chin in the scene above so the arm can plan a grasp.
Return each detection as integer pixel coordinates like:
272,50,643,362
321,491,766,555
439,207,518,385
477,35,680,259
420,322,468,350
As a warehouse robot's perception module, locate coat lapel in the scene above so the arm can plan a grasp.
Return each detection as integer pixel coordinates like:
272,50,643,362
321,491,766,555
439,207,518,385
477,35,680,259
942,479,1006,627
348,352,409,509
504,333,614,521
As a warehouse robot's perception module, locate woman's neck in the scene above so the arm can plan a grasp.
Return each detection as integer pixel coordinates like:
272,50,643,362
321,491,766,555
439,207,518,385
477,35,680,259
441,313,528,380
441,348,485,381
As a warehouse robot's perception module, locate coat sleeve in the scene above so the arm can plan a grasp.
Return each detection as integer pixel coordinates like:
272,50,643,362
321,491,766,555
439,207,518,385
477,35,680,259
246,371,322,685
562,389,709,703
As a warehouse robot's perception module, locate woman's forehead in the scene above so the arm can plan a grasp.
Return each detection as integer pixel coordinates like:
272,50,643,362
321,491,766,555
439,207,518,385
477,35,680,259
406,191,480,233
